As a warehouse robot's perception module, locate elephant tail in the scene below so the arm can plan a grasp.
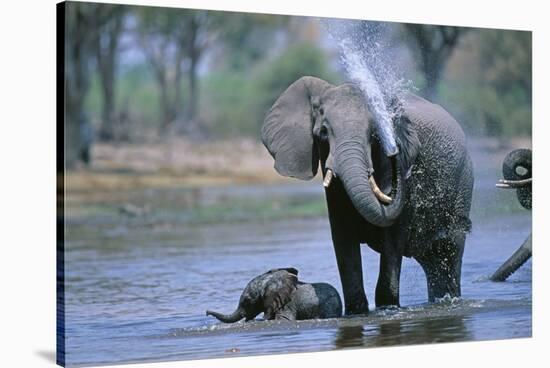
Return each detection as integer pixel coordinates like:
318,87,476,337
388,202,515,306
490,233,532,282
206,308,245,323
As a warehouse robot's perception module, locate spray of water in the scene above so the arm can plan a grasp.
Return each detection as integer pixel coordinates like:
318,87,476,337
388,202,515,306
323,20,414,156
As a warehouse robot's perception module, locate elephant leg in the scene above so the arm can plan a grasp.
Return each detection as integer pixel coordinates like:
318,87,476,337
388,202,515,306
417,233,465,302
333,238,369,315
325,178,369,315
375,229,403,307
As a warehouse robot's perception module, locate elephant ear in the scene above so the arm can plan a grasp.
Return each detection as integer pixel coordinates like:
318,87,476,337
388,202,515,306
262,269,298,320
395,94,424,173
395,114,420,174
261,76,333,180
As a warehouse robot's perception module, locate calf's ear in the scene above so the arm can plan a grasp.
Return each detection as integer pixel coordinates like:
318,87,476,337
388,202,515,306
262,269,298,320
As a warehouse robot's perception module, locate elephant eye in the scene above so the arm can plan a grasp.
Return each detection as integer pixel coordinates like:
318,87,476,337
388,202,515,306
515,166,528,177
319,124,329,141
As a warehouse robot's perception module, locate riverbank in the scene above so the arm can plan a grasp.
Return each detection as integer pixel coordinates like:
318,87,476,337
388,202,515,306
63,136,530,225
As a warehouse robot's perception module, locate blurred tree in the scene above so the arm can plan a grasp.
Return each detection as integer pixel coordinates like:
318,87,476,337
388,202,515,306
254,42,338,128
64,2,96,167
94,4,125,141
136,8,185,133
136,8,212,135
184,11,211,128
403,24,468,99
478,30,531,136
438,29,531,138
200,42,338,138
210,13,288,72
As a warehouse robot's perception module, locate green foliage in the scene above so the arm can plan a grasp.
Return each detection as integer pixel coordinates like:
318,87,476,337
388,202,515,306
85,64,165,134
200,42,339,138
208,13,288,72
253,42,340,126
200,71,257,137
437,29,531,137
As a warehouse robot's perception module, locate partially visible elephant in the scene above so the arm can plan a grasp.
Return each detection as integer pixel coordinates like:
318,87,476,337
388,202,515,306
496,148,532,209
491,148,532,282
261,76,474,314
206,268,342,322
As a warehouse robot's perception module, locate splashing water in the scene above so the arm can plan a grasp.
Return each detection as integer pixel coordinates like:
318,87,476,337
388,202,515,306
339,43,398,155
434,293,462,305
324,20,414,156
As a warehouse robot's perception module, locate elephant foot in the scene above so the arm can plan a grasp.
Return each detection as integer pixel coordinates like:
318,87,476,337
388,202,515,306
344,297,369,316
421,264,461,302
427,278,460,302
417,236,464,303
375,291,400,308
375,268,400,307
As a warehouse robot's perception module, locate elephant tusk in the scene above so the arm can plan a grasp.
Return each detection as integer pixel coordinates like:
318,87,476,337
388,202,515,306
496,177,532,189
369,176,392,204
323,169,334,188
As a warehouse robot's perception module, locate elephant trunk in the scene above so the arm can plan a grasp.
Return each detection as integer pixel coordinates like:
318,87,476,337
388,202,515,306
334,138,405,227
206,307,245,323
490,233,532,282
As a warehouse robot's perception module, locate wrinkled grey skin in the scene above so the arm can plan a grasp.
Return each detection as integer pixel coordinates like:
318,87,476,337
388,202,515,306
490,234,531,282
261,76,474,314
206,268,342,322
502,149,532,210
490,149,532,282
277,282,343,321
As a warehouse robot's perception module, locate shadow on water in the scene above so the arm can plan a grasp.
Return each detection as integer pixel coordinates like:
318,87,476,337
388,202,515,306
334,316,470,349
334,324,365,348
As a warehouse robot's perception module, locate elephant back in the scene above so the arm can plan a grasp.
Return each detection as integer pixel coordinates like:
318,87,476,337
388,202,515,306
399,93,474,257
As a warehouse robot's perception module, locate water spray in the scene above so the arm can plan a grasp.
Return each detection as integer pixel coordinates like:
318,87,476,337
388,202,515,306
324,19,414,157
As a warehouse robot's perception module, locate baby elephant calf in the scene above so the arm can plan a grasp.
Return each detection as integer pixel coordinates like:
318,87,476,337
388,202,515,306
206,268,342,322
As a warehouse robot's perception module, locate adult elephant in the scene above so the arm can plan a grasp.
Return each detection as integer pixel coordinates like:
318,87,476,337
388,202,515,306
491,148,532,281
261,76,474,315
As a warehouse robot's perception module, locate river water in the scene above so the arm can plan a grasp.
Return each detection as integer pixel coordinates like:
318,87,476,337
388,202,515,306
63,160,532,366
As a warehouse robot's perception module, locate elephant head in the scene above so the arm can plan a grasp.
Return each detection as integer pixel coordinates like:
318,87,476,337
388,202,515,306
206,268,298,323
261,76,420,227
498,148,532,209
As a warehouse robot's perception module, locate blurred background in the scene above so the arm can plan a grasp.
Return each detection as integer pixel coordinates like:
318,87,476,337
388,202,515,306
64,2,531,171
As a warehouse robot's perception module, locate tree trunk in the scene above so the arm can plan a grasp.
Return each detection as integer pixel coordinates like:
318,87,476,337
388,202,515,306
404,25,465,100
65,4,94,167
185,17,200,135
174,47,184,122
97,11,123,141
188,49,198,124
421,55,444,100
158,75,173,133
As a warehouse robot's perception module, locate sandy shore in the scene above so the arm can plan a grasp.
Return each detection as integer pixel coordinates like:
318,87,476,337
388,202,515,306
65,136,531,194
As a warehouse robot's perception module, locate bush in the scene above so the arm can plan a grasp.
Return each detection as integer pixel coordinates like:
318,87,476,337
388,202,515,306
253,42,340,122
437,29,531,138
200,42,340,139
